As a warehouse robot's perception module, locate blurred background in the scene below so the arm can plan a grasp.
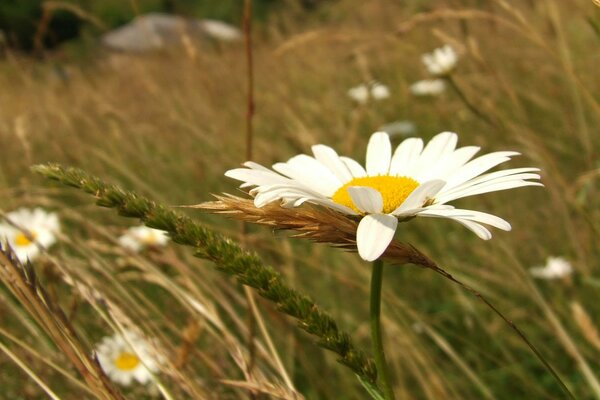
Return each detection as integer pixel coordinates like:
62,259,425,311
0,0,599,399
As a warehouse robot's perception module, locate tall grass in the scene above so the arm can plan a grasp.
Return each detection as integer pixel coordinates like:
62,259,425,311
0,0,599,398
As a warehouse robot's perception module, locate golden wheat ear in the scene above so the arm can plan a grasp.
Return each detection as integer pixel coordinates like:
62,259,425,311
0,241,125,400
190,194,436,268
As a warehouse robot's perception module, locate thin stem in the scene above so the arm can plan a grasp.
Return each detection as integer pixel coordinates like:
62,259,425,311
242,2,258,396
426,263,576,400
446,75,496,127
370,259,396,400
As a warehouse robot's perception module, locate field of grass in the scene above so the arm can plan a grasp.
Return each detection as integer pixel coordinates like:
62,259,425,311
1,0,600,399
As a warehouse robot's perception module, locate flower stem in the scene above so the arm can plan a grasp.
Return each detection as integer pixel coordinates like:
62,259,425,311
445,75,496,127
370,259,396,400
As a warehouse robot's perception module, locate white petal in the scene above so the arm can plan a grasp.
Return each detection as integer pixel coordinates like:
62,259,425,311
356,214,398,261
347,187,384,214
366,132,392,175
312,144,353,183
443,151,520,190
418,212,492,240
225,168,290,187
418,208,511,231
437,167,541,199
436,180,543,204
454,219,492,240
389,138,424,176
417,132,458,167
273,155,341,196
392,180,446,215
340,156,367,178
415,146,480,182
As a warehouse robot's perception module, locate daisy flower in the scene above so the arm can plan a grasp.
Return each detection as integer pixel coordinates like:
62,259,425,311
118,225,169,252
0,207,60,263
96,330,162,386
410,79,446,97
348,81,390,104
422,45,458,76
379,120,417,138
225,131,542,261
530,256,573,279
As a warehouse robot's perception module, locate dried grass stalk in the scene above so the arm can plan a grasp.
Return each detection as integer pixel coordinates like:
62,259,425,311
0,242,125,400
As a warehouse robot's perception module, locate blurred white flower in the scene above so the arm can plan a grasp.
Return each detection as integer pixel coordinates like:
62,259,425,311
410,79,446,97
379,120,416,138
348,81,390,104
0,207,60,263
96,330,162,386
422,45,458,76
118,226,169,252
370,81,391,100
198,19,242,41
530,257,573,279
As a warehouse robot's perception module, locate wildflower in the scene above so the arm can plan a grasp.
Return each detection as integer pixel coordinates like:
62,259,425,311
225,131,542,261
118,225,169,252
0,207,60,263
370,81,391,100
530,256,573,279
422,45,458,76
410,79,446,97
198,19,242,41
348,81,390,104
96,330,162,386
379,120,417,138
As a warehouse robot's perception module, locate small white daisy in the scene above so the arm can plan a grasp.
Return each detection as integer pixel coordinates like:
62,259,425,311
379,120,417,138
410,79,446,97
530,257,573,279
422,45,458,76
370,81,391,100
118,225,169,252
198,19,242,41
96,330,161,386
0,207,60,263
348,81,390,104
226,131,542,261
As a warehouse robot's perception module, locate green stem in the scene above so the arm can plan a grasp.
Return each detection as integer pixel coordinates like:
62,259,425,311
370,259,396,400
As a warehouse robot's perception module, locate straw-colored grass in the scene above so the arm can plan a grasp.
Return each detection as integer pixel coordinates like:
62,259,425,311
0,0,599,398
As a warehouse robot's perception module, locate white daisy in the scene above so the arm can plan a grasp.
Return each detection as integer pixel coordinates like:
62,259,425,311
410,79,446,97
348,81,390,104
370,81,391,100
530,257,573,279
96,330,161,386
118,225,169,252
422,45,458,76
379,120,417,138
225,131,542,261
0,207,60,263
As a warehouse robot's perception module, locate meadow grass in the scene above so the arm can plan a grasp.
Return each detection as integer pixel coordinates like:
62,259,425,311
0,0,599,399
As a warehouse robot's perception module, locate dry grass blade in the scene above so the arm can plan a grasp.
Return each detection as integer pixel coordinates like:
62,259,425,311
192,195,435,267
571,302,600,352
0,242,125,400
221,379,304,400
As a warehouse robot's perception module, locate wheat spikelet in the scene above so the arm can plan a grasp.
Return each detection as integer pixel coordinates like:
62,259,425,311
192,194,436,268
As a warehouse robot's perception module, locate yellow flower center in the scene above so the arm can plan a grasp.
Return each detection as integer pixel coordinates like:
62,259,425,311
14,231,37,247
143,232,157,245
331,176,420,214
114,351,141,371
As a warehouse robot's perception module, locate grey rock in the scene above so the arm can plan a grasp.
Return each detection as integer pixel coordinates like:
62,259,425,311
101,13,241,52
